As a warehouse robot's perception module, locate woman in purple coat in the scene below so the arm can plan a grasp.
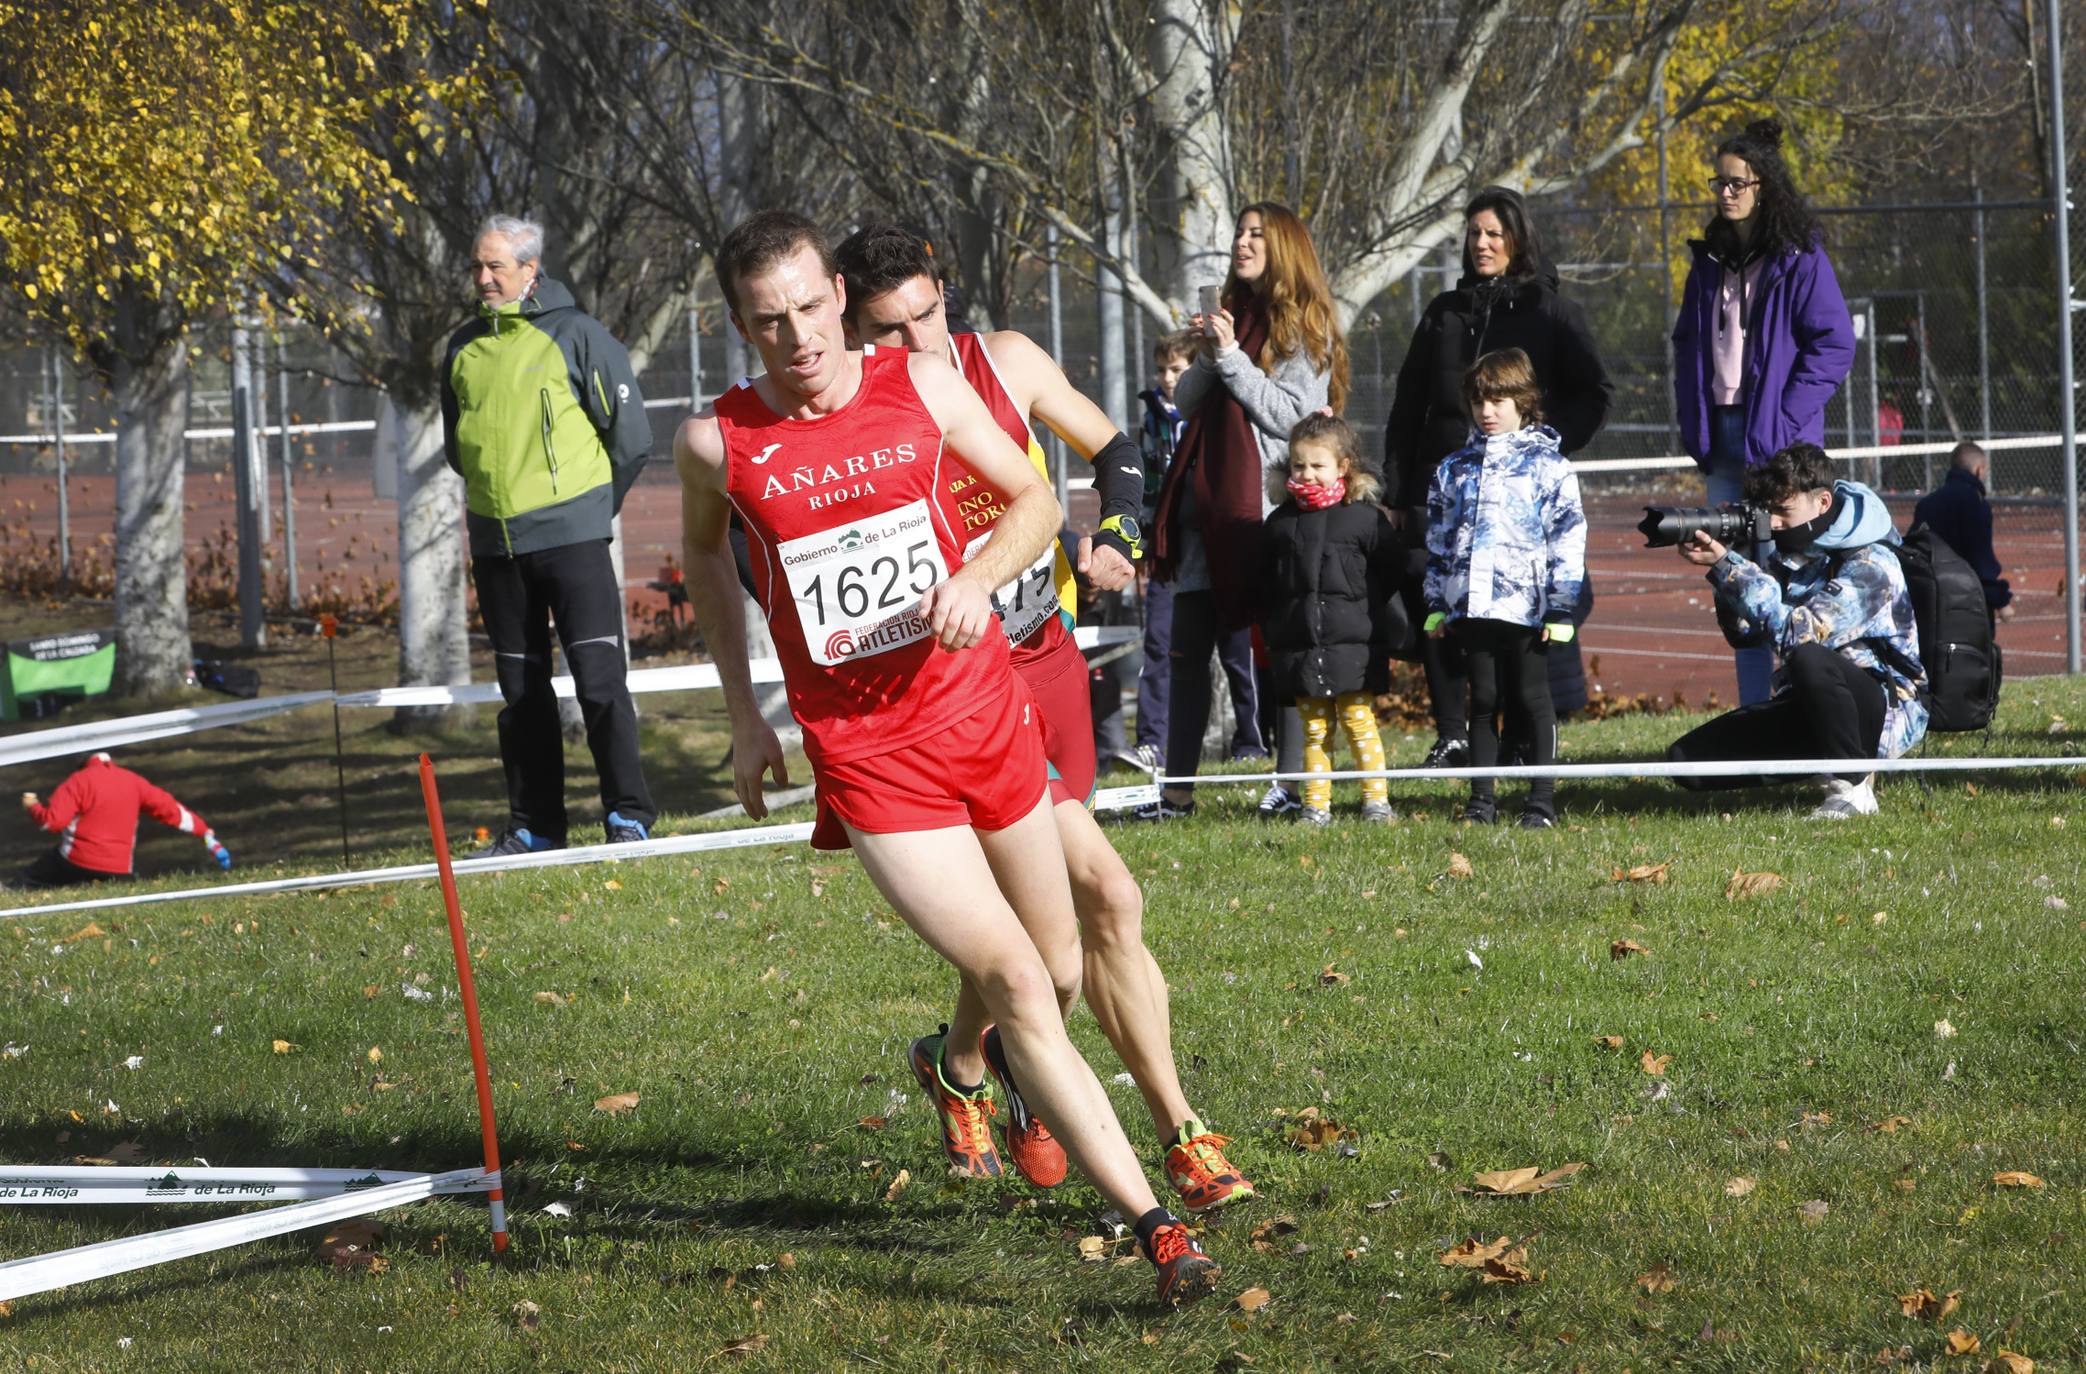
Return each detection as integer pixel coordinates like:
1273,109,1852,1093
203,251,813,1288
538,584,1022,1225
1673,118,1855,704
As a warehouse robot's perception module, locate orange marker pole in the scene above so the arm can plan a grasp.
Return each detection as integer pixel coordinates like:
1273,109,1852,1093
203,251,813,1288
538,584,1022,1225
417,753,509,1253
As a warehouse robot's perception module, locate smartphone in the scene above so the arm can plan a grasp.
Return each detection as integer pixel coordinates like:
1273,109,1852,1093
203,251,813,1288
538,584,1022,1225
1197,284,1222,317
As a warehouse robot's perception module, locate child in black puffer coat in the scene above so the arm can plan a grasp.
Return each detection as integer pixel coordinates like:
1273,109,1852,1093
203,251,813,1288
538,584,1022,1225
1257,415,1408,826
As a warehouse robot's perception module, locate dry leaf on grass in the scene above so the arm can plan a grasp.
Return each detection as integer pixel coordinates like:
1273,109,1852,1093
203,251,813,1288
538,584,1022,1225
856,1116,886,1131
1286,1117,1357,1152
1947,1329,1982,1356
1868,1115,1912,1134
1446,852,1474,880
1897,1288,1961,1321
603,879,623,892
1724,1176,1756,1198
592,1092,640,1116
1984,1352,2035,1373
1318,965,1351,985
717,1334,768,1358
1725,869,1784,899
1637,1261,1675,1294
1797,1199,1830,1225
1439,1235,1537,1284
61,922,106,943
1248,1215,1299,1253
1464,1163,1584,1197
1640,1050,1672,1077
533,991,567,1007
1077,1235,1108,1262
271,1039,297,1055
317,1218,386,1272
1233,1287,1273,1312
1992,1171,2045,1189
883,1167,911,1202
1594,1035,1625,1050
366,1046,383,1065
1611,862,1670,884
1610,939,1650,960
1935,1019,1958,1039
511,1299,541,1331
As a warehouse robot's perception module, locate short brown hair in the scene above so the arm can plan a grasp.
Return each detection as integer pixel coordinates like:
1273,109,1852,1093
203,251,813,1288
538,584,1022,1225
1462,348,1544,425
714,210,835,316
835,223,938,322
1287,412,1359,463
1153,330,1196,365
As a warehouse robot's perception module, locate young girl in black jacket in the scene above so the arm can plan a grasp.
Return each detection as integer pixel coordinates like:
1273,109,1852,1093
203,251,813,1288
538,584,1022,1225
1258,415,1404,826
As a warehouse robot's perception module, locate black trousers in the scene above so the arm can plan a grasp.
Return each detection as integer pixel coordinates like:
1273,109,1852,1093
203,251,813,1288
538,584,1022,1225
1457,618,1554,811
1667,643,1886,787
474,539,656,839
1164,589,1267,784
17,848,114,889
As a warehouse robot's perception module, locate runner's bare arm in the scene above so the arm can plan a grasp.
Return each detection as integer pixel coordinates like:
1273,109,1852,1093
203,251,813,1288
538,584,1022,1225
907,350,1064,651
675,412,790,817
987,330,1140,591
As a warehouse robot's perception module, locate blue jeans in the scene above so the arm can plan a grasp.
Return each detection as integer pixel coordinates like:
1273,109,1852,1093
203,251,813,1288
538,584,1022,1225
1706,406,1775,706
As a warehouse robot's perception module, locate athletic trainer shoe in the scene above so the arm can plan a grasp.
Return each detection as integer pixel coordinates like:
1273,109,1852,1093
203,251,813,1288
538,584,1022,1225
1146,1219,1222,1308
1133,797,1195,821
472,826,559,858
1518,809,1556,829
979,1025,1067,1188
604,811,650,845
1809,775,1879,820
1257,783,1301,819
1164,1119,1256,1213
1298,805,1333,828
1423,735,1470,769
1461,796,1498,826
1131,743,1163,772
1360,800,1398,823
908,1025,1003,1178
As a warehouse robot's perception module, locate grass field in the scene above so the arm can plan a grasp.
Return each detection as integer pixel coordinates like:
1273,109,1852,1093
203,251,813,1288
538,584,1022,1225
2,659,2085,1371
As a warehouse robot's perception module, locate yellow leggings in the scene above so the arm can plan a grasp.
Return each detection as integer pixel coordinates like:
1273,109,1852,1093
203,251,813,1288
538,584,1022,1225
1298,692,1387,810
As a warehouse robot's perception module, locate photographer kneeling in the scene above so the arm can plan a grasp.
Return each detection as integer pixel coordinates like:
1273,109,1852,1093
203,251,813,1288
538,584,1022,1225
1665,443,1926,819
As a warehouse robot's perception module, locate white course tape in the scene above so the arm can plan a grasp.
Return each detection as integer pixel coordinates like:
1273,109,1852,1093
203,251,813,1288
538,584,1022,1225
0,1165,492,1302
1561,433,2062,476
0,692,335,769
0,822,817,920
336,629,1137,710
1118,754,2086,787
0,1165,496,1206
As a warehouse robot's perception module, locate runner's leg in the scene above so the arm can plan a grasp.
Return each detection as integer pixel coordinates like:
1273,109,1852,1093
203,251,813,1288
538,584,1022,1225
849,803,1163,1219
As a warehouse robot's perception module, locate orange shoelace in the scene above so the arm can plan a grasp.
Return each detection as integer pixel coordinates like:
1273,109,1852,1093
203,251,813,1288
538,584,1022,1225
1149,1225,1193,1266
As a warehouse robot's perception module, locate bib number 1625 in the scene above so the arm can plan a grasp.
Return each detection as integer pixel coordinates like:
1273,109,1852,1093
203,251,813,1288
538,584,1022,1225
778,500,950,666
802,540,937,623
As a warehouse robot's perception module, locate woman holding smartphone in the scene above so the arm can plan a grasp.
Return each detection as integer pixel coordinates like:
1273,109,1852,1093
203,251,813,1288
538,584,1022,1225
1142,202,1347,820
1673,118,1855,704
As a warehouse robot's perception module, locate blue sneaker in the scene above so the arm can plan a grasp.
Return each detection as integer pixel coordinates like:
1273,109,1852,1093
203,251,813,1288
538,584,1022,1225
604,812,650,845
473,826,560,858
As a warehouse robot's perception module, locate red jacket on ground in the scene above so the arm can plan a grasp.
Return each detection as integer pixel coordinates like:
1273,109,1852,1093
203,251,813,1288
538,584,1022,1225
26,755,208,876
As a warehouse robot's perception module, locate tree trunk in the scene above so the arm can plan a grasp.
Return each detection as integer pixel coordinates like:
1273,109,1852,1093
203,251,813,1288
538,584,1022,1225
1147,0,1238,313
110,331,193,696
391,394,472,729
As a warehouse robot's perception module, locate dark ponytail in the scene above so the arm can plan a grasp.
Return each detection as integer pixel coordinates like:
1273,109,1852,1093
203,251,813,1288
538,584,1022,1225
1706,118,1825,260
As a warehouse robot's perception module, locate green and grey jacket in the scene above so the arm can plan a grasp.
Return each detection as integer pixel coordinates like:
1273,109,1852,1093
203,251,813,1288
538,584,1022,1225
441,277,651,557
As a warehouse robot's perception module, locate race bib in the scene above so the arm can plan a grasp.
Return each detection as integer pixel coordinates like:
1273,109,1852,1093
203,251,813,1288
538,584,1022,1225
964,531,1057,646
779,500,949,666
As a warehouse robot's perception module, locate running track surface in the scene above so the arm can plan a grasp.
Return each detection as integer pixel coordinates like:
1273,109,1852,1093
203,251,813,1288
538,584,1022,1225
5,467,2078,706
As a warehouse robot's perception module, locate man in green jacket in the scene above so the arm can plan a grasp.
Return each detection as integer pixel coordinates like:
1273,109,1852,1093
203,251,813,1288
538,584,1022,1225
443,214,657,855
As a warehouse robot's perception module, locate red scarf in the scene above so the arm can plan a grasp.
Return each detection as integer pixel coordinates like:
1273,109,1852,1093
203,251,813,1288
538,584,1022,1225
1286,477,1345,510
1152,290,1271,630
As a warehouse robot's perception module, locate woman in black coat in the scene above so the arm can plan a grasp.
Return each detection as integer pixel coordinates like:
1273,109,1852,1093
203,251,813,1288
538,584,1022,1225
1383,186,1614,766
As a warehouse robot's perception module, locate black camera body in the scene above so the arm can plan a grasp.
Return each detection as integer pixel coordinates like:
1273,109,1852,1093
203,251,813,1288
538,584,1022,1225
1637,503,1771,549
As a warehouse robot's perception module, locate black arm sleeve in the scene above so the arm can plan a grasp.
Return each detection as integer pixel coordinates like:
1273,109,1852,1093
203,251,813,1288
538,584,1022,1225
1089,431,1146,559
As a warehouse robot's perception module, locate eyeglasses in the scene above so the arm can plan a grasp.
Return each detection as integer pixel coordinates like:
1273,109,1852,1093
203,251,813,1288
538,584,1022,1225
1708,176,1761,197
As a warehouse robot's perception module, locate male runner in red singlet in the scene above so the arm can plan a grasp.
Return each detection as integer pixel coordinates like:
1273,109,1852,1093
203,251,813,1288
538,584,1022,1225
674,211,1219,1307
835,225,1254,1214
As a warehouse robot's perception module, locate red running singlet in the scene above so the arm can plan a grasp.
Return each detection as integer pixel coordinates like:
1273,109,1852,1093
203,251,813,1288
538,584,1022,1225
942,332,1078,672
717,346,1011,766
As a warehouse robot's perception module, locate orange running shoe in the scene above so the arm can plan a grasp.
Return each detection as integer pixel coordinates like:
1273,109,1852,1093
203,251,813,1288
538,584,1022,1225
979,1025,1068,1188
909,1025,1003,1178
1164,1119,1256,1212
1145,1219,1221,1307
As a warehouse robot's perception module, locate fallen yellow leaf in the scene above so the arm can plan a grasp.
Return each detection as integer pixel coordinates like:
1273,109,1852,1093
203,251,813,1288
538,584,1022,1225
61,921,107,943
1725,868,1784,899
533,991,567,1007
1868,1115,1911,1134
366,1046,382,1065
1992,1171,2045,1189
603,879,622,891
1594,1034,1625,1049
1640,1050,1672,1076
272,1039,297,1055
1985,1352,2035,1373
1610,938,1650,960
1947,1329,1981,1357
1447,852,1474,880
883,1167,911,1202
1611,862,1670,884
592,1091,640,1115
1233,1286,1273,1312
1724,1176,1756,1198
1637,1261,1674,1294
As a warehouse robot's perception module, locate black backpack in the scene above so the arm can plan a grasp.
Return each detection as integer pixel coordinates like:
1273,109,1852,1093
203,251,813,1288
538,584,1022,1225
1893,526,2002,731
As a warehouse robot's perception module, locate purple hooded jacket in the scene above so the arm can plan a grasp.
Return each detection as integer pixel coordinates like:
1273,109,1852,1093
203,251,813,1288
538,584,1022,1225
1672,238,1855,468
